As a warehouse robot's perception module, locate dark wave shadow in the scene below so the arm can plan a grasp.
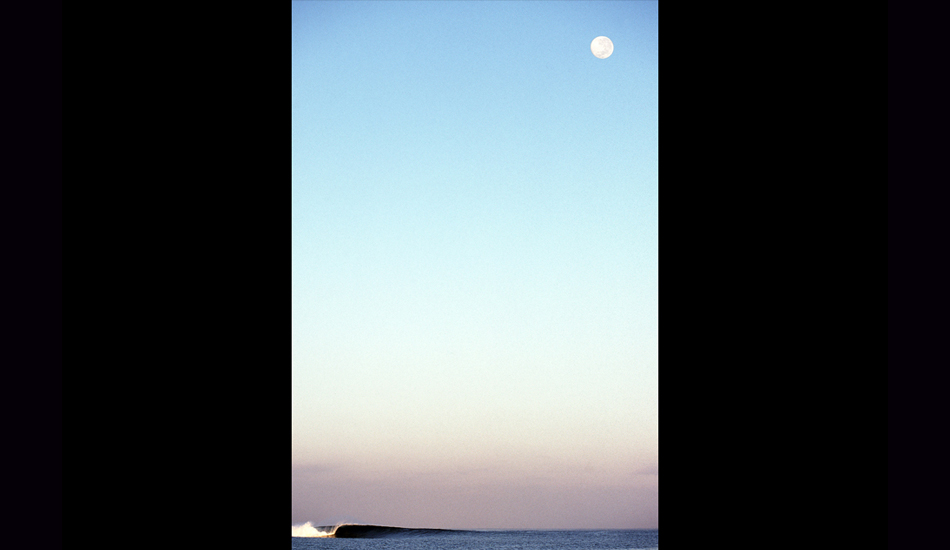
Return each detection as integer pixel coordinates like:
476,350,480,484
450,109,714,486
327,524,471,538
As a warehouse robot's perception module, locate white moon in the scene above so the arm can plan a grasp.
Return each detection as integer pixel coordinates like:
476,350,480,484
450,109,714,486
591,36,614,59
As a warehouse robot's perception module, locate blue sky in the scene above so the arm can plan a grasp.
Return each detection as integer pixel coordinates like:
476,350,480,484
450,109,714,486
292,0,657,529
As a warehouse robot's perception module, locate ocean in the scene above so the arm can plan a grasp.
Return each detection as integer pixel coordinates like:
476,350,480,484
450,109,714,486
291,525,658,549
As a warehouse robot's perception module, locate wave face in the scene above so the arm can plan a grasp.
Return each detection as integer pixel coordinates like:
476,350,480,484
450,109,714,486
332,524,466,538
292,523,467,539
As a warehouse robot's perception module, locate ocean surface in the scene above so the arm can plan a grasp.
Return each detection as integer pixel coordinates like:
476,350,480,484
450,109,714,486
292,525,658,550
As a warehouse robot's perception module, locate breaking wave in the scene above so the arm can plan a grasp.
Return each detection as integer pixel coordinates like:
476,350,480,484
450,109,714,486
291,522,333,538
292,522,468,538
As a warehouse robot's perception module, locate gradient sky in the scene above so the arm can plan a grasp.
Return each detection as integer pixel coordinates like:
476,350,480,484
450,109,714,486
292,0,658,530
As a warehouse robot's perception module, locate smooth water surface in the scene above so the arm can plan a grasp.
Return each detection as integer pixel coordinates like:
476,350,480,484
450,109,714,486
293,529,658,550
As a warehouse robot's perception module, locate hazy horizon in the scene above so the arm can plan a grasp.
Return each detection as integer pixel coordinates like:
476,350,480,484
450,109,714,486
292,0,658,530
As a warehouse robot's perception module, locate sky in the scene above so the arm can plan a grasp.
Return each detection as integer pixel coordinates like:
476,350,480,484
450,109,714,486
292,0,658,530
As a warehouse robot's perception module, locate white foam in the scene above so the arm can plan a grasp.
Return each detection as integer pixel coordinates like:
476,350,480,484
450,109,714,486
291,521,333,538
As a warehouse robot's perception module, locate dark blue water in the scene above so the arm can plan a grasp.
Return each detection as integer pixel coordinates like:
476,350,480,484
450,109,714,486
292,529,658,549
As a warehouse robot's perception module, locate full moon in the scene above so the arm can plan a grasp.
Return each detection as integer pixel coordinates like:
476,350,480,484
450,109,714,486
591,36,614,59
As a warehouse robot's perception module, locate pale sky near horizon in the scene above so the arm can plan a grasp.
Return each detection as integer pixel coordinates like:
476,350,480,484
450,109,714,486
292,0,657,530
